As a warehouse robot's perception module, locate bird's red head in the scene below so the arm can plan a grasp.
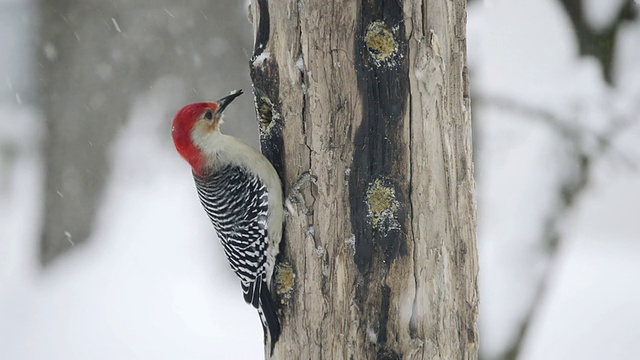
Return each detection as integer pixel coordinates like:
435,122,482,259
171,90,243,174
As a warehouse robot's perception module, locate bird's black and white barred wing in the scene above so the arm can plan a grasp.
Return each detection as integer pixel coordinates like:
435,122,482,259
193,164,269,307
193,164,281,349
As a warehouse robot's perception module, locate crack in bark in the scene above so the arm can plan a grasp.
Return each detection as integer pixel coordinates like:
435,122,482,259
407,51,420,340
295,3,319,356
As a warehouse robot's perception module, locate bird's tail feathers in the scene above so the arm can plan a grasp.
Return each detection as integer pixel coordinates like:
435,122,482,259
258,280,280,355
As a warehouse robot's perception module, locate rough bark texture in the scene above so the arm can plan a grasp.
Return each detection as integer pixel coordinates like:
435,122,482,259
249,0,478,358
37,0,253,266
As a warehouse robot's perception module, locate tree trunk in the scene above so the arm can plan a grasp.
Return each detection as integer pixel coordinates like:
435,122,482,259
249,0,478,358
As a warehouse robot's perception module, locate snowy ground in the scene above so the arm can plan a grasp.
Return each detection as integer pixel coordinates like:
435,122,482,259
1,0,639,359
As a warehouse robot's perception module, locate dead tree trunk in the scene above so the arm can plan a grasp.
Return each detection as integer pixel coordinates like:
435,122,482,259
249,0,478,358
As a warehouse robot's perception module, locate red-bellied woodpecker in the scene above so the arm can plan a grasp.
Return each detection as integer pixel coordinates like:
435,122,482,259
171,89,282,353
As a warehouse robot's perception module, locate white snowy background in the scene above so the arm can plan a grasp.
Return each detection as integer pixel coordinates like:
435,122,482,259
1,0,639,359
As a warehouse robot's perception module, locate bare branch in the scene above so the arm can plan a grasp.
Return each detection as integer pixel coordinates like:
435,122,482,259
476,95,639,360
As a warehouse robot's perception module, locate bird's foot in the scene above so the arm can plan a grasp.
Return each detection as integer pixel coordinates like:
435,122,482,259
285,171,317,216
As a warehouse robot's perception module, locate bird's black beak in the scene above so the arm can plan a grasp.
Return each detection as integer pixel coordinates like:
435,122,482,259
216,89,243,114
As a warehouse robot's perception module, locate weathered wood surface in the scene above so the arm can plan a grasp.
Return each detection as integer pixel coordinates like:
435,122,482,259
249,0,478,358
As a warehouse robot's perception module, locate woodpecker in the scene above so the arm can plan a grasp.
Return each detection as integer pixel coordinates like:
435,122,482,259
171,89,282,353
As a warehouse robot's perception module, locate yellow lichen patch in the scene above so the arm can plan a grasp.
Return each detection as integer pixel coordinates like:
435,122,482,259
275,261,295,302
258,96,274,126
366,178,399,229
365,21,397,65
257,95,279,135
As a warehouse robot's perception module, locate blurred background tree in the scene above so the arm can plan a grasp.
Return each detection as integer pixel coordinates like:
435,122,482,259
470,1,640,359
37,0,257,266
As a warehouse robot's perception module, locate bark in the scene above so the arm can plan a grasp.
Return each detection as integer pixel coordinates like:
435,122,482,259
37,0,253,265
250,0,478,358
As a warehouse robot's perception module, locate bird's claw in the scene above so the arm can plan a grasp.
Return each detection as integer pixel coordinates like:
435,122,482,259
285,171,317,216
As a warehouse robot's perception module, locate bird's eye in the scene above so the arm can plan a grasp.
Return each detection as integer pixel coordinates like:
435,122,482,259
203,109,214,121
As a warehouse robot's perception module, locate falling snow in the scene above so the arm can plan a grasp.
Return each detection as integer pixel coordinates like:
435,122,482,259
43,42,57,61
64,231,74,246
163,8,175,18
110,18,121,33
